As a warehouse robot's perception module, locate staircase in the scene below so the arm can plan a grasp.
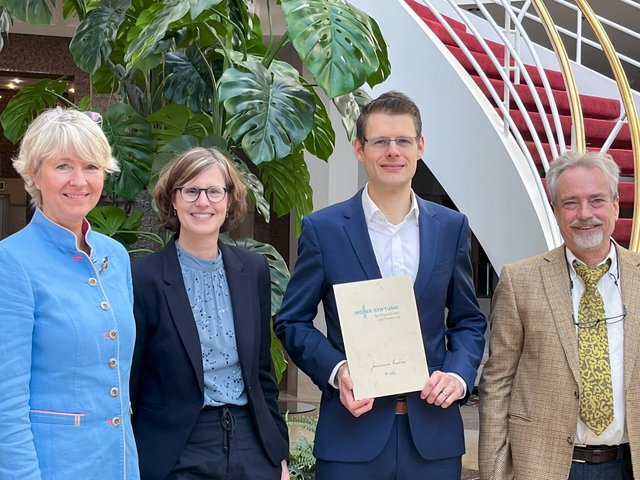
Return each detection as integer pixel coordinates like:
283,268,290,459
348,0,637,272
405,0,634,245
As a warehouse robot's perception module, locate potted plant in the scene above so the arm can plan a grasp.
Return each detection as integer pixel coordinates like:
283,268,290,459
0,0,390,379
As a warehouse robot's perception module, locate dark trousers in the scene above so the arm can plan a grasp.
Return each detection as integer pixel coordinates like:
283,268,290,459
167,405,279,480
568,454,633,480
315,414,462,480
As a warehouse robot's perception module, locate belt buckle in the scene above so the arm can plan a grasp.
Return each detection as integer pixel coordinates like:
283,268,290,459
572,444,587,464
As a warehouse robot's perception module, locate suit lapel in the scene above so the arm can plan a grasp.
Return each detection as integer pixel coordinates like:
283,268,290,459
414,199,439,296
540,246,580,385
162,239,205,393
343,191,381,279
619,249,640,389
220,243,255,380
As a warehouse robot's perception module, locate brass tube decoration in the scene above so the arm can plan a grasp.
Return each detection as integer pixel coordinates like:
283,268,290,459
573,0,640,251
531,0,586,153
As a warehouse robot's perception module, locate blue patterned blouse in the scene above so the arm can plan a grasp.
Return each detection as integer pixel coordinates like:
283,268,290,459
176,243,248,406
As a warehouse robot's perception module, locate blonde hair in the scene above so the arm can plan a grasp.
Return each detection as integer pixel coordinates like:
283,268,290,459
13,107,119,207
154,147,247,233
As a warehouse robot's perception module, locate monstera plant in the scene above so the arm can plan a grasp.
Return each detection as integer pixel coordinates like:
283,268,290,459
0,0,390,379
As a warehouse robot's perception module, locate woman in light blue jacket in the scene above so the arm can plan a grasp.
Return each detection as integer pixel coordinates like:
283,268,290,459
0,107,139,479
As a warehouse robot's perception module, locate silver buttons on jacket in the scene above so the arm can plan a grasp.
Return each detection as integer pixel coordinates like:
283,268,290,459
111,416,121,427
88,278,98,286
100,301,110,311
108,358,118,368
108,329,118,340
110,387,119,397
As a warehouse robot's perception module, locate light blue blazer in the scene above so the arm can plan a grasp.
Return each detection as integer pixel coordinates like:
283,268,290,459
0,209,139,479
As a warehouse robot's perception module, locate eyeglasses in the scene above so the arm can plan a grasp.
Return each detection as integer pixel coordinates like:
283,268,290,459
175,185,229,203
573,304,627,329
363,136,420,150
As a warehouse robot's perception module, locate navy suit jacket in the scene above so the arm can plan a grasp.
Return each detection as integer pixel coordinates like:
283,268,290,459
130,238,288,479
274,190,486,462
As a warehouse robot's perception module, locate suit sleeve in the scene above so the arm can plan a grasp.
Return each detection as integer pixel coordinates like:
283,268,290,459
256,255,289,447
443,215,488,395
274,216,346,394
478,265,522,480
0,248,42,479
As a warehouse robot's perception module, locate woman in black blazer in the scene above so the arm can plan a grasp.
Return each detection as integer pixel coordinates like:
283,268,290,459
130,147,289,480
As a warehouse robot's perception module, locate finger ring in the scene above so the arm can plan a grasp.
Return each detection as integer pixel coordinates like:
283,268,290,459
441,391,449,398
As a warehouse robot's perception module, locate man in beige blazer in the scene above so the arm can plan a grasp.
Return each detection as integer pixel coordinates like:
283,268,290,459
479,150,640,479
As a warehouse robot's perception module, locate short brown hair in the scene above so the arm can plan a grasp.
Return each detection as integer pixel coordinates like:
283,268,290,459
355,91,422,145
154,147,247,233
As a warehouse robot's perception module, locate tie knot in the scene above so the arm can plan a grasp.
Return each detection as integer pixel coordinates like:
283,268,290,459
573,259,611,287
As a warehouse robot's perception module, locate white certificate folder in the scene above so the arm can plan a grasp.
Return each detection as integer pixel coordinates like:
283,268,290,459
333,275,429,400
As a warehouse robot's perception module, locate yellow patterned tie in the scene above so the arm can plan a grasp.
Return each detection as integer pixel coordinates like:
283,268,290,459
573,260,614,435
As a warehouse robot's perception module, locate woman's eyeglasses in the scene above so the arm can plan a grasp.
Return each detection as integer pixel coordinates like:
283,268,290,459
175,185,228,203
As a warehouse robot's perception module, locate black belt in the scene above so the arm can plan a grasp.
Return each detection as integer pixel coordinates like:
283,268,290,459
572,443,630,464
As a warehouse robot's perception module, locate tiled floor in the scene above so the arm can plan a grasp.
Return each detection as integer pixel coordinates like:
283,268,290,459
282,373,481,478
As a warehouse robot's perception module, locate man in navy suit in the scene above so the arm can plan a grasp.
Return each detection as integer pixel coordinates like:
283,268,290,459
274,91,486,479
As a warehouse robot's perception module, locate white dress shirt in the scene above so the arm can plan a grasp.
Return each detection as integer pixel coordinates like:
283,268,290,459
567,242,627,446
330,186,466,397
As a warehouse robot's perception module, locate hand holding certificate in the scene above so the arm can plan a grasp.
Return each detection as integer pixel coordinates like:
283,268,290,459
334,275,429,400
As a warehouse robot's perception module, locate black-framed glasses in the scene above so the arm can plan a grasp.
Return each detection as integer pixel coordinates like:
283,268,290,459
573,303,627,329
175,185,229,203
363,136,420,150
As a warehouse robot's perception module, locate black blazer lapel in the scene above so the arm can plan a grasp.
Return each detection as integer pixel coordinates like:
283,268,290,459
162,239,205,393
220,243,256,381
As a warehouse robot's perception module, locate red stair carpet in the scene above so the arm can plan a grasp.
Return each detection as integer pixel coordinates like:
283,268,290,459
405,0,634,244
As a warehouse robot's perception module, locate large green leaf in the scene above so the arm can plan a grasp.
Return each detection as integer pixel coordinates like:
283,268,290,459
332,88,371,141
86,206,143,246
228,155,270,223
281,0,384,98
365,15,390,87
0,78,67,144
62,0,86,19
259,147,313,234
302,81,334,161
219,60,315,165
147,104,213,146
164,45,216,113
103,103,156,199
69,0,131,74
0,8,11,53
189,0,221,20
124,0,190,70
0,0,52,24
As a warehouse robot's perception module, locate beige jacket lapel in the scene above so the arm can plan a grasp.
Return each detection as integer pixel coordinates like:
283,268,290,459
540,246,580,385
619,248,640,389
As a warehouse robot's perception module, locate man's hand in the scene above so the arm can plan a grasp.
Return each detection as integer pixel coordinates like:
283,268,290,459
337,363,374,417
420,371,464,408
